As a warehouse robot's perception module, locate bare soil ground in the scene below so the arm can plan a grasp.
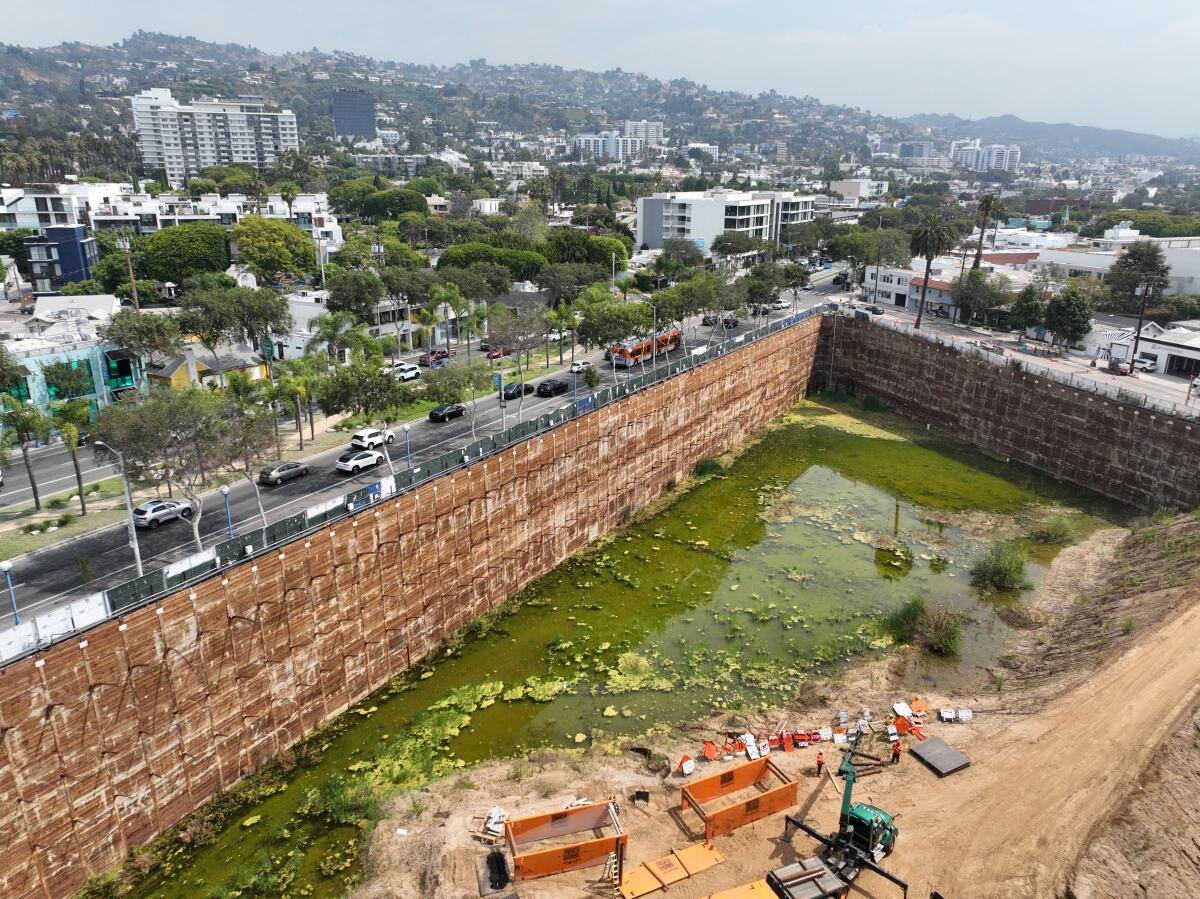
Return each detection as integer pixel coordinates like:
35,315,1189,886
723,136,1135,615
355,518,1200,899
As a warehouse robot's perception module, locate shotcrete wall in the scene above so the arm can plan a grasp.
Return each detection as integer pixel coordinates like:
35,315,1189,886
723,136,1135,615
818,316,1200,511
0,317,823,899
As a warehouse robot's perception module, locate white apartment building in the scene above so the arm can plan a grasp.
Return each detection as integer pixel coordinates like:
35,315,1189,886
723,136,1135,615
828,179,889,202
0,188,90,230
624,120,665,146
484,160,549,180
952,140,1022,173
686,142,720,159
572,131,645,161
88,191,343,254
130,88,300,185
635,189,816,252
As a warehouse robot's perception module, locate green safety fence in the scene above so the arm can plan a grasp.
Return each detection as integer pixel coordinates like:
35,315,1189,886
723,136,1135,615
106,570,166,612
266,512,308,546
217,530,266,566
164,556,219,590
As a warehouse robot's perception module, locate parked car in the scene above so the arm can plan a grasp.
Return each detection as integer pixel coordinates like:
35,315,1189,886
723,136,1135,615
481,343,514,359
1132,357,1157,372
801,284,815,292
501,381,535,400
418,348,454,366
258,461,310,486
536,378,569,397
749,304,771,317
335,449,385,473
569,360,593,374
771,298,791,310
428,403,467,422
350,428,395,450
865,305,885,316
132,499,192,529
392,361,420,381
703,313,738,328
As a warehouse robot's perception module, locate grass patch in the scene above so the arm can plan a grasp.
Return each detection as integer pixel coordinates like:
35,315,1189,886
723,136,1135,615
859,395,894,413
970,541,1031,592
886,595,965,657
331,398,441,434
1029,514,1077,545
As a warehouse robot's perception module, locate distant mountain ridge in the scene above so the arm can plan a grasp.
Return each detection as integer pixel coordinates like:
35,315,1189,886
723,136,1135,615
902,112,1200,161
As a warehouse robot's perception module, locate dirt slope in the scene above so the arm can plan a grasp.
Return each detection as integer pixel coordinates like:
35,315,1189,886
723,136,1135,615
883,596,1200,898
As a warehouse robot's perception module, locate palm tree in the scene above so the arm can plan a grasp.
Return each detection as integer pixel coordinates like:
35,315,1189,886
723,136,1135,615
276,181,301,220
412,305,439,351
543,303,576,365
51,399,92,515
909,212,960,330
274,372,308,451
2,402,53,511
973,195,1001,269
306,310,361,363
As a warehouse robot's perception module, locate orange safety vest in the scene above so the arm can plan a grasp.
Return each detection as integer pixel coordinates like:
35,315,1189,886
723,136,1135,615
816,752,825,765
892,742,903,755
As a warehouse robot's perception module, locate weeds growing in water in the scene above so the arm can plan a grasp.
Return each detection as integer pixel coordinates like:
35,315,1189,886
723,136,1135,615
971,541,1031,592
1029,514,1076,545
694,457,723,477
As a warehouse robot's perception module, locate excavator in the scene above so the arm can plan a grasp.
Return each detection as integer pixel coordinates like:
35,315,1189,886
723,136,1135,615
768,732,909,899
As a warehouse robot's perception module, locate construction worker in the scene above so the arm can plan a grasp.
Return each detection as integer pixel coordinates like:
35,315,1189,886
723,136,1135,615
891,740,904,765
815,750,825,777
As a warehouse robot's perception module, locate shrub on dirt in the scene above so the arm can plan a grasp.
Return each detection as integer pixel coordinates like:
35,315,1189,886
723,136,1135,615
887,595,964,656
971,541,1031,591
1029,514,1076,544
694,458,723,477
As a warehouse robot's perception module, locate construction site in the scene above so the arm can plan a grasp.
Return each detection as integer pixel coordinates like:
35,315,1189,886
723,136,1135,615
355,510,1200,899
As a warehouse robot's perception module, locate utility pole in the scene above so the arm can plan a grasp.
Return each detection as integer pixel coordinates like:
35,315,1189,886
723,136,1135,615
1130,279,1154,366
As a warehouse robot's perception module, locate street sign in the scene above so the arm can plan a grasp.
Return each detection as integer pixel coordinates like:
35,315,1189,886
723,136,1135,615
493,373,502,388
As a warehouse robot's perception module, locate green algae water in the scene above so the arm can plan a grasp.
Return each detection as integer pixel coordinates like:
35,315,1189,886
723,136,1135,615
124,400,1122,898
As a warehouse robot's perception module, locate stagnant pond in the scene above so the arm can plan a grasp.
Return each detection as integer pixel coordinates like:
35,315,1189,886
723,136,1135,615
123,400,1122,898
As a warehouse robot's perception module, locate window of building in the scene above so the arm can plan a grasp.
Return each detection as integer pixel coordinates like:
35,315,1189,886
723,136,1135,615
7,377,30,403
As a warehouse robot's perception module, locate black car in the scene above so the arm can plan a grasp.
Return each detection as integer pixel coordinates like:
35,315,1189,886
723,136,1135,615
865,304,885,316
536,378,569,397
749,304,771,317
429,403,467,422
500,382,535,400
701,313,739,329
258,461,310,486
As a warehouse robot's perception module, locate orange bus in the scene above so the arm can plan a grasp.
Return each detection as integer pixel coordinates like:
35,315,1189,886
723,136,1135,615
610,326,682,368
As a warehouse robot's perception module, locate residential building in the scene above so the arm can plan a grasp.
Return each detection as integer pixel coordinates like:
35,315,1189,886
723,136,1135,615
23,226,98,296
572,131,644,161
635,189,816,252
1090,221,1200,252
146,347,269,389
2,325,141,415
353,153,424,178
863,264,915,307
485,160,549,180
26,294,120,336
129,88,300,185
1108,320,1200,377
686,142,720,160
0,188,89,231
472,197,503,216
828,179,889,202
376,129,401,145
953,141,1021,173
88,190,343,254
623,120,665,146
331,88,376,139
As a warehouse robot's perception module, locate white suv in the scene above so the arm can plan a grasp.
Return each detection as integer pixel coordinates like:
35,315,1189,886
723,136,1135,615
392,362,420,381
350,428,395,450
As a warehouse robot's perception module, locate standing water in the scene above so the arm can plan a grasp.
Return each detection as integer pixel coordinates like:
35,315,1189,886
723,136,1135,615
120,399,1121,898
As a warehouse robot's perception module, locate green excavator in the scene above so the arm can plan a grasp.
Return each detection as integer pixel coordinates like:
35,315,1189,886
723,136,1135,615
769,732,909,899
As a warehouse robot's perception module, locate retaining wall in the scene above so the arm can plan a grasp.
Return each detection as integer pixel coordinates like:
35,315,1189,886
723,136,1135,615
819,316,1200,511
0,317,823,899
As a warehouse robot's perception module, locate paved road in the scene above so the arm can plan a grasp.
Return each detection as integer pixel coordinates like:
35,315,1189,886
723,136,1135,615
1,300,827,622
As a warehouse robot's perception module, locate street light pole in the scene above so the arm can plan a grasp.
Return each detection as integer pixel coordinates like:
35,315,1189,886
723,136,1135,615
95,441,143,578
219,485,234,540
1130,279,1154,367
0,561,18,625
402,423,413,469
116,231,140,311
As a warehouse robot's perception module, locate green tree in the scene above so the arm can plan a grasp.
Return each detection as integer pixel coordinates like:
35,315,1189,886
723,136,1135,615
61,279,105,296
306,310,375,362
1105,240,1171,313
328,177,380,218
1,402,53,510
327,269,385,323
100,308,182,368
140,221,229,282
1043,286,1094,347
220,373,276,526
231,216,316,280
51,398,92,515
1008,285,1045,333
42,361,92,400
275,180,301,219
973,194,1002,269
405,176,444,196
909,212,960,329
364,189,428,220
437,242,547,280
575,300,651,384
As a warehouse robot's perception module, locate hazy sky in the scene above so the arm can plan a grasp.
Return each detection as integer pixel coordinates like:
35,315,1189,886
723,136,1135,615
7,0,1197,137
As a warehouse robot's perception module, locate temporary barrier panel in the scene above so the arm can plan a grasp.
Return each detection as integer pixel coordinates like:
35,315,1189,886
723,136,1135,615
0,622,37,661
504,800,626,881
106,569,166,612
265,512,308,546
164,548,219,588
34,606,74,643
680,757,797,844
68,593,109,630
216,530,265,565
